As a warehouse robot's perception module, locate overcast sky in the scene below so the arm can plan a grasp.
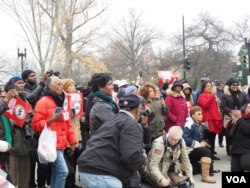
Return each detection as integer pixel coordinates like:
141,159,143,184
1,0,250,58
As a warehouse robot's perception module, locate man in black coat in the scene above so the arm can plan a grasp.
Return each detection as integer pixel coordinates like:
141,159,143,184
77,94,146,188
21,69,51,188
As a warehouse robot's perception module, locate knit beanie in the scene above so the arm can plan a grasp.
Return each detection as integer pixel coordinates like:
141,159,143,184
21,69,35,81
226,77,239,86
62,79,75,92
4,77,23,92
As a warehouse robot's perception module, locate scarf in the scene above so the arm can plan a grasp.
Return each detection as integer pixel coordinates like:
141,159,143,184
94,90,119,113
229,89,240,109
43,87,65,107
0,115,12,147
242,113,250,119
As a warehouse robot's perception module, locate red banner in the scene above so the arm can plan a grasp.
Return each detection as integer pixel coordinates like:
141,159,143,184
67,93,83,116
4,97,31,127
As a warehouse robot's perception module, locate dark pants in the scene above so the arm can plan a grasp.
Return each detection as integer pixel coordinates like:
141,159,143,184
231,153,250,172
189,147,211,174
37,163,52,187
65,147,83,188
204,131,216,154
29,153,37,188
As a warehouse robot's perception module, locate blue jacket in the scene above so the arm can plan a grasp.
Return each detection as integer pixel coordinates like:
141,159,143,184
183,117,203,148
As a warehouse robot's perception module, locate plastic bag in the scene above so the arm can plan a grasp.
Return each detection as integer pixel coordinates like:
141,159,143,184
37,125,57,163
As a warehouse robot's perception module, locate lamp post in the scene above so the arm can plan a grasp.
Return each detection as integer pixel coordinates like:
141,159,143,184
17,48,26,73
182,15,186,80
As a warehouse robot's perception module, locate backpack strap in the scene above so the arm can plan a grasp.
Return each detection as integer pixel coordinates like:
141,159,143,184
162,134,168,150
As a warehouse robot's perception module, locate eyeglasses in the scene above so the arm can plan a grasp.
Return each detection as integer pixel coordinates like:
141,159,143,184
232,84,239,86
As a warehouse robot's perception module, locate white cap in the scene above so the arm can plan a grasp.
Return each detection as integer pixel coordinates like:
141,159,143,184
118,79,128,88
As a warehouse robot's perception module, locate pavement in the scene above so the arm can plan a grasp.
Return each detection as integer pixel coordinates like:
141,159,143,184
74,137,230,188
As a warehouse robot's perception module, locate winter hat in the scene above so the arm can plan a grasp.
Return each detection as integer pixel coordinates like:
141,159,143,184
119,94,141,110
182,83,192,92
171,81,183,90
124,86,137,95
226,77,239,86
21,69,35,81
62,79,75,92
200,77,210,82
118,79,128,88
4,77,23,92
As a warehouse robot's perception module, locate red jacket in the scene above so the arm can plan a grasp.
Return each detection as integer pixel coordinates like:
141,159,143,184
198,92,223,134
32,96,77,150
165,91,188,132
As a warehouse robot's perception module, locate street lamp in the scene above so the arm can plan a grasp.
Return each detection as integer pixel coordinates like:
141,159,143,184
17,48,26,73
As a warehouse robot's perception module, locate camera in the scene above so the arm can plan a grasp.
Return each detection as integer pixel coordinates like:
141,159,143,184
168,162,177,172
76,85,83,92
49,70,60,77
140,109,150,116
178,179,194,188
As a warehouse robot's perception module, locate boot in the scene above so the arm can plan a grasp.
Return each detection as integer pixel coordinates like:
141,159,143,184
200,157,216,183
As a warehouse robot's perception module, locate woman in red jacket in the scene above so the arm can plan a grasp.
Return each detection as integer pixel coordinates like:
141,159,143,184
32,76,77,188
198,81,223,160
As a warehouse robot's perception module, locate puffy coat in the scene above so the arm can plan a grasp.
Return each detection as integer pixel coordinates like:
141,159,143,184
221,86,249,116
32,96,77,150
165,91,188,132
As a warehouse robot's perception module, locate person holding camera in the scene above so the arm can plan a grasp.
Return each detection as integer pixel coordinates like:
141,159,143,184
77,94,146,188
21,69,52,188
183,106,216,183
147,126,194,188
139,83,167,152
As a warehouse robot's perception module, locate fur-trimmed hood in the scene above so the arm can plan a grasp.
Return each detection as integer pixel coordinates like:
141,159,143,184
168,90,184,98
223,85,243,96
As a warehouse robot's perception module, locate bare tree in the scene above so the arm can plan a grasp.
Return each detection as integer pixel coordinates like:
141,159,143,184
39,0,108,77
108,10,160,80
1,0,108,76
231,16,250,43
0,0,61,73
163,12,235,87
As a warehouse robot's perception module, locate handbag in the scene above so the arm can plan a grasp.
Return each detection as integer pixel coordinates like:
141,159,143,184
37,125,57,164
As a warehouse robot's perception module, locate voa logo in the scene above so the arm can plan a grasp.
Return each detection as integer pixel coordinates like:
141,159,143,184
226,176,246,183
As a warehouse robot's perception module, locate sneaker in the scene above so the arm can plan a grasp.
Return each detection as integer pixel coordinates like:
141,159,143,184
212,155,220,160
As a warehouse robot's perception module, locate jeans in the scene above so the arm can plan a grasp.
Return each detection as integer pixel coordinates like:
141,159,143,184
79,172,122,188
50,150,69,188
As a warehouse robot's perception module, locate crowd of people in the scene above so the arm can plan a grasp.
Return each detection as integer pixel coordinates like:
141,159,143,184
0,70,250,188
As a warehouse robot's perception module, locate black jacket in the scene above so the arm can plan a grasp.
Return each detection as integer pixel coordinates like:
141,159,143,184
22,82,45,109
231,117,250,154
77,110,146,184
221,86,249,115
